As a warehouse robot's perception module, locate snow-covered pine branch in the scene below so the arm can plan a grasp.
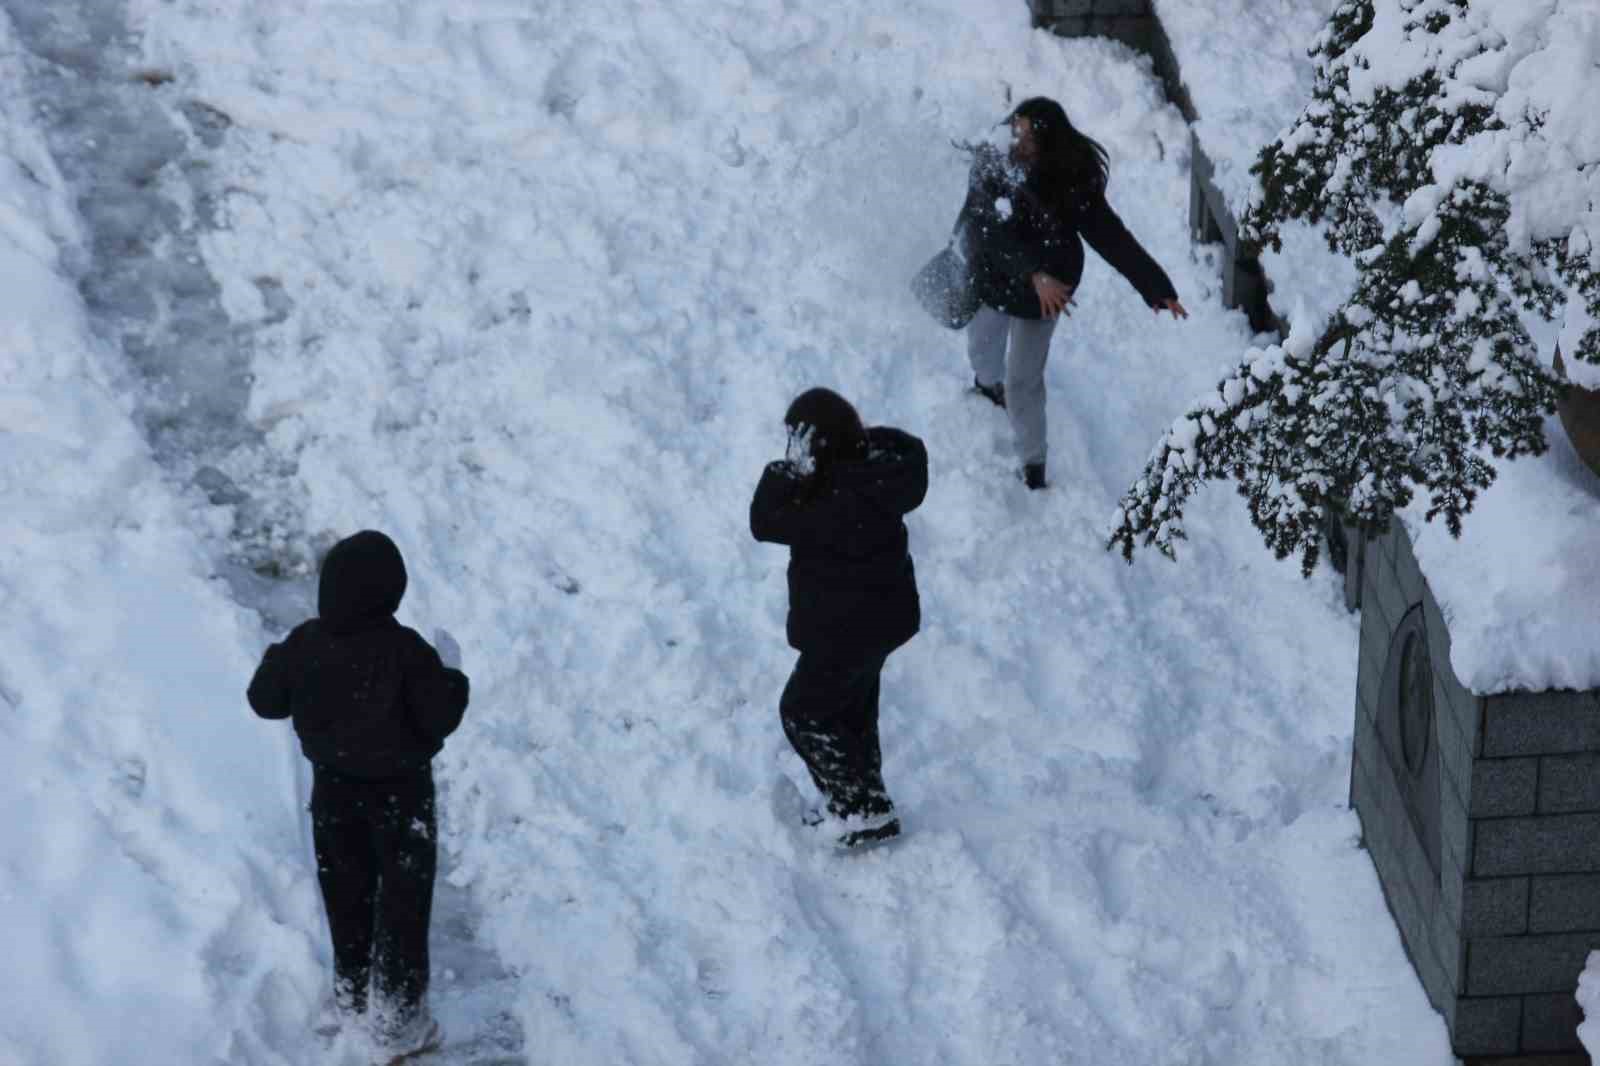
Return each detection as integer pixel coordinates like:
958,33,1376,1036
1112,0,1599,572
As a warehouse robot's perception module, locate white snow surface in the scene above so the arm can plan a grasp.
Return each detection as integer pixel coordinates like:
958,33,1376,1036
0,1,1465,1063
1152,0,1342,216
1580,951,1600,1055
0,11,324,1066
1401,412,1600,695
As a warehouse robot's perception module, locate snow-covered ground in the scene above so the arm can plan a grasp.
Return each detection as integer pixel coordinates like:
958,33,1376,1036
1154,0,1341,214
1,0,1472,1063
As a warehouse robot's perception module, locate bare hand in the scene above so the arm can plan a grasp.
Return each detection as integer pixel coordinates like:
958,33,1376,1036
1155,297,1189,319
1031,272,1075,318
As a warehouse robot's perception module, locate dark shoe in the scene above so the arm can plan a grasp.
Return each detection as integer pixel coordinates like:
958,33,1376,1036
1022,462,1047,490
972,376,1006,408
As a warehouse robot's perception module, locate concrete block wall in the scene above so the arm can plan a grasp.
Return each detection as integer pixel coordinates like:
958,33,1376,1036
1350,522,1470,1028
1465,685,1600,1060
1353,522,1600,1063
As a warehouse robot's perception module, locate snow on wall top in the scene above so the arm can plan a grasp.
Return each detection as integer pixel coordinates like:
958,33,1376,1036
1151,0,1343,217
1401,406,1600,695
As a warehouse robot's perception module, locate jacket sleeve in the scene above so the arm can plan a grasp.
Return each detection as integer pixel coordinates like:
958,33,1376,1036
750,461,847,547
246,639,294,720
404,636,470,744
904,434,929,513
1078,191,1178,306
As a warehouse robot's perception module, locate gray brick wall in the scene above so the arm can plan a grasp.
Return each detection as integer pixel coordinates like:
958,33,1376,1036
1355,520,1600,1060
1464,878,1529,937
1454,995,1522,1056
1521,991,1586,1053
1483,691,1600,757
1528,875,1600,934
1466,933,1600,996
1473,760,1539,818
1539,753,1600,813
1474,814,1600,877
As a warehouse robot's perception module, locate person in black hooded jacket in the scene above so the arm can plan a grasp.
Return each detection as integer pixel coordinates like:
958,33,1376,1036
750,387,927,848
957,96,1188,489
247,529,468,1054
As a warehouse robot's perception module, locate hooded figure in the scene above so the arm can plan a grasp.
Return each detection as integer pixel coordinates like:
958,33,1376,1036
247,529,467,1055
751,389,927,848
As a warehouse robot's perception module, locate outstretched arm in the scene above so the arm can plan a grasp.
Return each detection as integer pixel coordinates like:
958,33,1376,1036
1079,191,1180,311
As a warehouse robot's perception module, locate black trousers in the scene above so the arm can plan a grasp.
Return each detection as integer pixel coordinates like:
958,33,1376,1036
310,765,436,1027
779,651,895,820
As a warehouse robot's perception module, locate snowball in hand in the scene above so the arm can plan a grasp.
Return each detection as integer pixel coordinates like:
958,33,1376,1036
786,423,817,475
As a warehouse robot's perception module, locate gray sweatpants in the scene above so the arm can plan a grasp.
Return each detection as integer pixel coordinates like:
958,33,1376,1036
967,305,1059,466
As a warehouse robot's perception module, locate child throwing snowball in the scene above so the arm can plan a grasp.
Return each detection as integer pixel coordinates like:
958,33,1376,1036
750,388,928,848
247,530,469,1060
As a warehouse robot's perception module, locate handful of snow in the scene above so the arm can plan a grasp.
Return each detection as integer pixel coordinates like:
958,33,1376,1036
786,422,817,476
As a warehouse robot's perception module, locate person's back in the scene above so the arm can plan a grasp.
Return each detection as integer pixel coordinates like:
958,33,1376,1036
247,529,468,1056
750,388,927,848
752,425,928,659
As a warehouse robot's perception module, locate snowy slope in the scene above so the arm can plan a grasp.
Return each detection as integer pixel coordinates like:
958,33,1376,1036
0,0,1468,1062
0,10,324,1066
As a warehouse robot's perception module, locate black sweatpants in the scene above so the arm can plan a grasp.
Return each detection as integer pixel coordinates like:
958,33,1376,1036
310,764,437,1028
779,651,894,820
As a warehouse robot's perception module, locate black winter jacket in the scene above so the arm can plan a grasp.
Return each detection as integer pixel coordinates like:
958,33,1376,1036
750,427,927,658
958,144,1177,319
247,531,469,781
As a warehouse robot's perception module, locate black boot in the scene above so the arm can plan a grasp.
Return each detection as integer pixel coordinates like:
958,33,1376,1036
1022,462,1047,490
972,376,1006,408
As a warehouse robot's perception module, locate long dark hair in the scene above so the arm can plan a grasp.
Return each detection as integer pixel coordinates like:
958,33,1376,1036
1003,96,1109,215
784,387,866,493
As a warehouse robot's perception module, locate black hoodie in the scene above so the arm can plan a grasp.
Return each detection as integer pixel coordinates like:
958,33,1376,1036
750,427,927,657
958,144,1176,319
247,530,470,780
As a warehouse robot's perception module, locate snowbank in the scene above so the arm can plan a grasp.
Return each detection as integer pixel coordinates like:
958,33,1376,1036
1402,415,1600,694
1153,0,1342,215
1579,950,1600,1055
0,11,323,1064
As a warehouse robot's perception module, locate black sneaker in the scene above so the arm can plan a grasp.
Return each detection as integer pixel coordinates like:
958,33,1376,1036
1022,462,1047,490
972,377,1006,408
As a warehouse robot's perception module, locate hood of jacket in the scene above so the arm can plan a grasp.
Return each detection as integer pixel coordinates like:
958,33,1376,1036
827,426,929,517
318,530,407,634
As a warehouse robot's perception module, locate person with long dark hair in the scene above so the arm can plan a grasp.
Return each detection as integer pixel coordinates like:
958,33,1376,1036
958,96,1187,489
749,388,927,848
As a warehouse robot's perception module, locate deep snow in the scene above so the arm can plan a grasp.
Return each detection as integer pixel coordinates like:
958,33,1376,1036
0,1,1477,1063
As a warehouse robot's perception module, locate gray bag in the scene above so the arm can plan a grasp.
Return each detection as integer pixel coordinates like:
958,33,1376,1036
910,240,979,330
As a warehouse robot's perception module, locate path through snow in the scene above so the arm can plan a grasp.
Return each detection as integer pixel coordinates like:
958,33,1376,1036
1,3,525,1062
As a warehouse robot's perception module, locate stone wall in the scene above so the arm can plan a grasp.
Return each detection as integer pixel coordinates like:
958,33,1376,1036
1353,521,1600,1063
1351,521,1474,1033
